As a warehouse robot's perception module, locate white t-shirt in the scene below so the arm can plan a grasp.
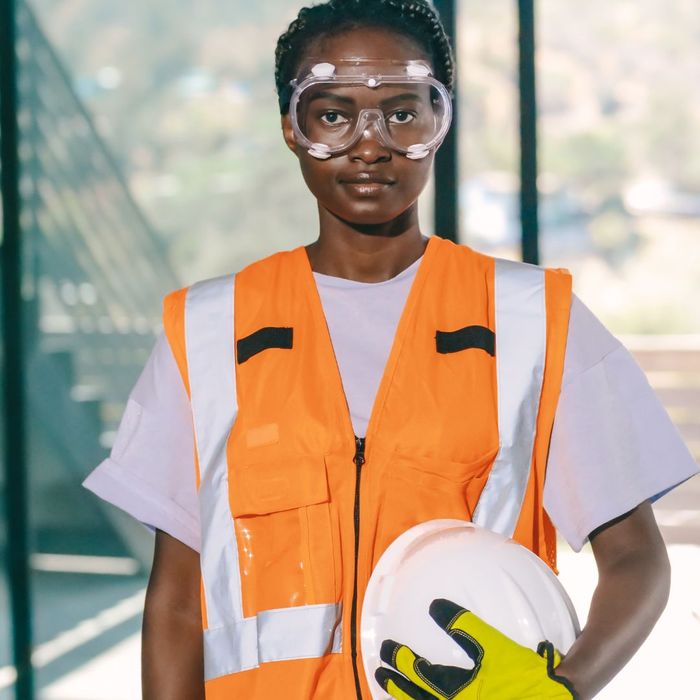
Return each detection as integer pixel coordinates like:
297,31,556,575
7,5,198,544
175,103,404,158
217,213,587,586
83,256,698,553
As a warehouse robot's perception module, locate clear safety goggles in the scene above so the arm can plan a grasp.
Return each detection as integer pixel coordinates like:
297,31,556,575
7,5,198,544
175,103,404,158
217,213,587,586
288,59,453,160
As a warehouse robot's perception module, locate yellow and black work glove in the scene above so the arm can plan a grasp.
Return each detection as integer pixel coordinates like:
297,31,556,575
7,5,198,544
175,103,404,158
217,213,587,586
375,598,579,700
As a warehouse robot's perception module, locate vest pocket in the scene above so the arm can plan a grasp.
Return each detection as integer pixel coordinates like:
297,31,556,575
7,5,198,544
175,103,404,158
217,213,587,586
390,447,498,484
371,448,498,568
229,455,340,618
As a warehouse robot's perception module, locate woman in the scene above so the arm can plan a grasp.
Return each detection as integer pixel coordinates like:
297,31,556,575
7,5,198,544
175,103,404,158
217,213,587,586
84,2,698,698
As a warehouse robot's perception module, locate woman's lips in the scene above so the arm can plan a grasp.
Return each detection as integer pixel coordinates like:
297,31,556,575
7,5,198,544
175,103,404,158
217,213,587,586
340,174,395,196
342,181,393,196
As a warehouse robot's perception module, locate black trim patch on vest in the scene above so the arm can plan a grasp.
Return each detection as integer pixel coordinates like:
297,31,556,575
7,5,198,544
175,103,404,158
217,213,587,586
237,327,293,364
435,325,495,357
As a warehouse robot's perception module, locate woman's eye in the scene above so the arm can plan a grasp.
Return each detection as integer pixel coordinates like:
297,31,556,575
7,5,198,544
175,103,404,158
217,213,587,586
320,111,348,126
389,111,416,125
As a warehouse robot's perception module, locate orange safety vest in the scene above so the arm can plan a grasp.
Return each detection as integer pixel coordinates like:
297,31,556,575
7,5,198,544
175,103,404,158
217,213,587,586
163,236,572,699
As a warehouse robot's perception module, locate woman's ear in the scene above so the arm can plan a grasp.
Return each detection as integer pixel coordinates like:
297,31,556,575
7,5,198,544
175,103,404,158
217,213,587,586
281,114,299,156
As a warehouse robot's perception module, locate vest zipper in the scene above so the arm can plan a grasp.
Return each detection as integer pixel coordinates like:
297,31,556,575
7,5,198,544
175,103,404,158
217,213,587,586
350,435,366,699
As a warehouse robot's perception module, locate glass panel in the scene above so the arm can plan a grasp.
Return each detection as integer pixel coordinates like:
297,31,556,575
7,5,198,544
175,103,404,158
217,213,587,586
29,1,436,287
18,0,177,696
457,0,520,257
539,0,700,335
539,0,700,468
539,2,700,697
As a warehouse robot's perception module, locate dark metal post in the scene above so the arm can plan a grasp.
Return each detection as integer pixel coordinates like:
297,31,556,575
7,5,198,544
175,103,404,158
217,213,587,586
1,0,35,697
433,0,459,243
518,0,540,264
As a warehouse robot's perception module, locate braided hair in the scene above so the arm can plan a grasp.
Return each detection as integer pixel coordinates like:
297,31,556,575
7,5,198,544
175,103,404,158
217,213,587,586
275,0,455,114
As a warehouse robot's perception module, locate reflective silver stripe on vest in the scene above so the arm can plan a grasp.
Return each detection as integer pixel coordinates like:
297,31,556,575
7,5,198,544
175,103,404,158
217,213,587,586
472,258,547,537
185,276,342,682
204,604,343,679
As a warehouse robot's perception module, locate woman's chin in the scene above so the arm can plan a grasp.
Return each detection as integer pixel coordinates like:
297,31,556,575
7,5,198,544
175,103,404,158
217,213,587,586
331,202,409,228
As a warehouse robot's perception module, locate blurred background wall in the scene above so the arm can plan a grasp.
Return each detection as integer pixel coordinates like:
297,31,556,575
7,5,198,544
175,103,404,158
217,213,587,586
1,0,698,698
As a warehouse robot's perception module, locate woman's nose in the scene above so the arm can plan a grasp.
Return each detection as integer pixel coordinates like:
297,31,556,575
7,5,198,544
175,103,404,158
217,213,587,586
348,122,392,163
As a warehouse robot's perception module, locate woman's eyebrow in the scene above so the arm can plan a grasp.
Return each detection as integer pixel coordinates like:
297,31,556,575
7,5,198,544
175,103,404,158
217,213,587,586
306,91,424,106
379,92,423,107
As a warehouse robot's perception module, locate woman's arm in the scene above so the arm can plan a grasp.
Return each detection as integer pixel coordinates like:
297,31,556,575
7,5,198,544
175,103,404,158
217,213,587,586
555,500,671,699
142,529,205,699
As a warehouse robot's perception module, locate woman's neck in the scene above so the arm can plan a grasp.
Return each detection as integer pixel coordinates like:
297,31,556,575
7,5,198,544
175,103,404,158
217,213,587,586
307,205,427,283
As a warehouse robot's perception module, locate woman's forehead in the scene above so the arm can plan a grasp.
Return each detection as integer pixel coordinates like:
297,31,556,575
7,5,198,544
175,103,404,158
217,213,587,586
301,82,433,108
304,26,432,67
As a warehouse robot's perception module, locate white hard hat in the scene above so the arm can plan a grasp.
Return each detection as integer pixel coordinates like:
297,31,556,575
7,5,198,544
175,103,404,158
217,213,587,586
361,519,580,699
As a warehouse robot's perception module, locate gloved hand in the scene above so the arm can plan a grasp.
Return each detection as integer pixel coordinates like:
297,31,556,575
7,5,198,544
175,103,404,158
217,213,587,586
374,598,579,699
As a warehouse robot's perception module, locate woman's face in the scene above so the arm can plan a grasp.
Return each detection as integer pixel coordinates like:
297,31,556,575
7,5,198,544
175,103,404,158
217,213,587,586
282,27,437,227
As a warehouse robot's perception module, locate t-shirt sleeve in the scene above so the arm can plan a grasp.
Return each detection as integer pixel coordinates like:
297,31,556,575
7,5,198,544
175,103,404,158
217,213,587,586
544,295,699,552
82,332,201,552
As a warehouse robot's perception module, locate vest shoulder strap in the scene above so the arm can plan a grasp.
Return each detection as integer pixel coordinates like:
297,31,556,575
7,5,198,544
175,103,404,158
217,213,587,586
184,273,238,483
472,257,568,538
